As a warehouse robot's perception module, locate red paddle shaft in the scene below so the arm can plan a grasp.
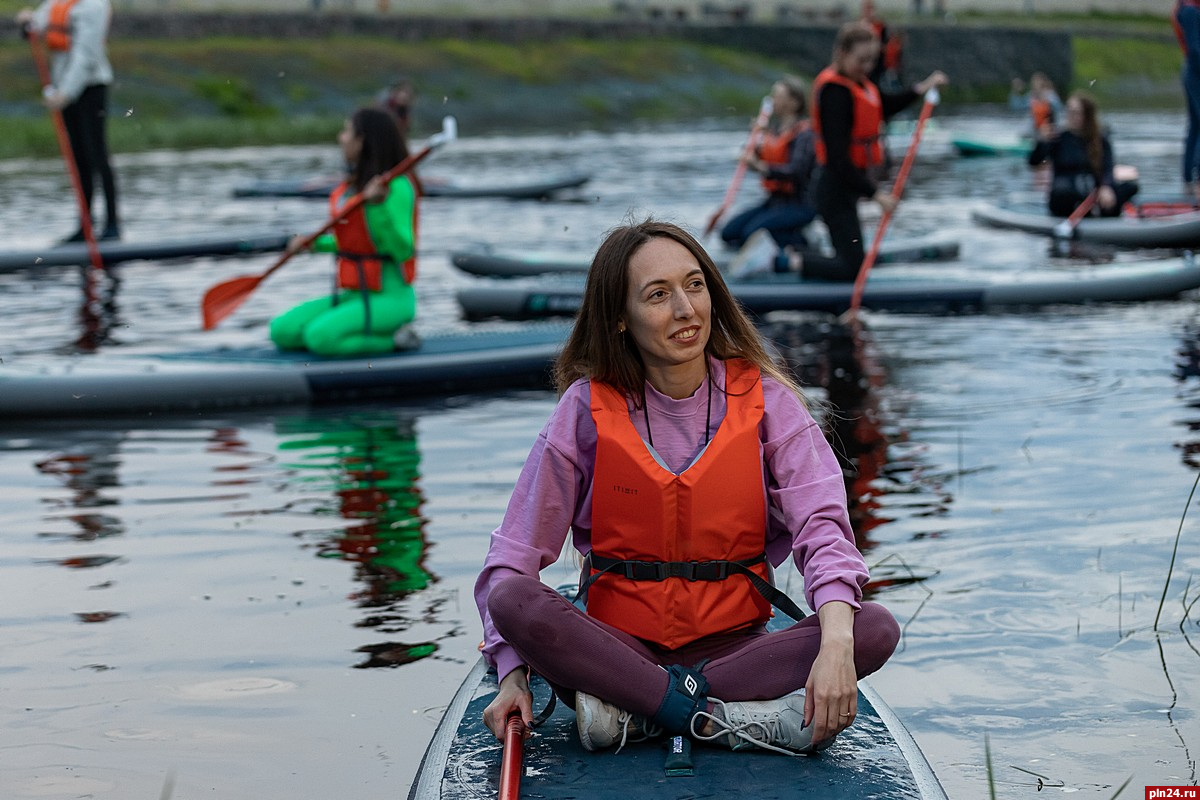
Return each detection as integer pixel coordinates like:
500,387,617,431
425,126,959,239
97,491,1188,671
848,88,939,316
25,27,105,274
499,711,524,800
1056,188,1099,236
703,95,774,237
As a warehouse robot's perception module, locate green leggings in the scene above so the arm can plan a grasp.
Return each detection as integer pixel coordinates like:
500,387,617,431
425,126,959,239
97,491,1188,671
270,270,416,357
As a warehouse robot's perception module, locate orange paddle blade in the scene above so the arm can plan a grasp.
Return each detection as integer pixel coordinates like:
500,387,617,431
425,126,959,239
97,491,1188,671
201,274,268,331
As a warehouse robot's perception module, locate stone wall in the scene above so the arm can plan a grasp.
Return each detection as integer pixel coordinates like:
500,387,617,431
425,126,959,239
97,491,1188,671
105,0,1168,18
100,12,1073,92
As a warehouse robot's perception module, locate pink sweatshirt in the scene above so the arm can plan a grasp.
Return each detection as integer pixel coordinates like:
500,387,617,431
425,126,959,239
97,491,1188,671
474,358,868,684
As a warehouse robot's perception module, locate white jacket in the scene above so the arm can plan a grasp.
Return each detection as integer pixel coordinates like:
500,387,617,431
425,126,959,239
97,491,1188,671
30,0,114,102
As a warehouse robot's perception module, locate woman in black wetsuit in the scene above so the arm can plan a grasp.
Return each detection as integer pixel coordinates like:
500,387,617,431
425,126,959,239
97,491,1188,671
1028,90,1139,218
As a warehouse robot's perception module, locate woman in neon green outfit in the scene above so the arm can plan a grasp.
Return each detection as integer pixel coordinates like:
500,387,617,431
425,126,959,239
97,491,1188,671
270,106,419,357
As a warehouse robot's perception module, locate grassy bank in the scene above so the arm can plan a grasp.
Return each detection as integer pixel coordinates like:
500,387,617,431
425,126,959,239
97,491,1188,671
0,16,1183,160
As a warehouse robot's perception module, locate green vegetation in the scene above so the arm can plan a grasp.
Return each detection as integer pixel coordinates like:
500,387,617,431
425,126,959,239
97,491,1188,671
0,10,1183,160
0,35,787,159
1074,35,1182,108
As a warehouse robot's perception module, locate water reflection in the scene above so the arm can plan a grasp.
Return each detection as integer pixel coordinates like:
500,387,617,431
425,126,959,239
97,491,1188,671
71,264,123,354
274,410,445,669
32,433,126,625
35,437,125,542
1175,316,1200,469
763,316,943,603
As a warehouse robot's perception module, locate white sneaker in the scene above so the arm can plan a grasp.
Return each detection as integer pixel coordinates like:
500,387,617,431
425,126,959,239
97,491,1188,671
727,229,778,280
575,691,662,752
690,690,832,756
393,325,421,351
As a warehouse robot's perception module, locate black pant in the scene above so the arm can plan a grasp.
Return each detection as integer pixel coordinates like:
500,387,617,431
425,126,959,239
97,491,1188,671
1048,180,1139,218
800,170,865,283
62,83,119,229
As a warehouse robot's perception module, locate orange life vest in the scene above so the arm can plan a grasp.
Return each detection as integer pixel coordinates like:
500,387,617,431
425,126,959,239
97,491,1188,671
328,176,417,290
585,360,772,649
811,66,885,170
757,120,809,195
45,0,81,52
1175,0,1200,54
883,35,903,71
1029,97,1054,130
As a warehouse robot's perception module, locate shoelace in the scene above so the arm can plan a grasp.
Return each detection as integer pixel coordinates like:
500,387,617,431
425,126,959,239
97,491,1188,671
689,706,800,758
613,710,664,754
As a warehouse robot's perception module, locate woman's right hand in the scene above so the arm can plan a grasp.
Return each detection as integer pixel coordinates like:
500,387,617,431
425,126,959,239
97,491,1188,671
483,668,534,742
873,190,898,215
1035,122,1058,142
285,234,307,255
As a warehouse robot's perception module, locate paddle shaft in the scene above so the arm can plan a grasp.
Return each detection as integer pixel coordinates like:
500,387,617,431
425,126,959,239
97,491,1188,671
262,142,439,283
499,711,524,800
703,96,774,238
25,27,105,275
1059,188,1099,234
848,89,939,316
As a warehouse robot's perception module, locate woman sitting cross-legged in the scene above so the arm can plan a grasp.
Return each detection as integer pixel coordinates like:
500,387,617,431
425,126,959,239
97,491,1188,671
475,219,901,756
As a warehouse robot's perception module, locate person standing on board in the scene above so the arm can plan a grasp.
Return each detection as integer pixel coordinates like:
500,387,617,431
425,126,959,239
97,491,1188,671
719,76,818,257
16,0,121,242
1008,71,1064,138
860,0,890,88
785,21,946,282
1028,91,1139,218
270,107,420,357
476,219,901,756
1175,0,1200,199
377,77,415,137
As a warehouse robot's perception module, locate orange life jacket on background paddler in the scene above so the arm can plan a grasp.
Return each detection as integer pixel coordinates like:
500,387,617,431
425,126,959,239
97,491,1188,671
44,0,81,51
1029,97,1055,130
811,66,885,171
584,359,774,650
328,178,418,291
757,120,810,195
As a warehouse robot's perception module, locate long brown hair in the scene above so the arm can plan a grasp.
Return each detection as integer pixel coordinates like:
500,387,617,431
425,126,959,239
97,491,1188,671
1069,91,1104,177
553,219,803,405
347,106,410,193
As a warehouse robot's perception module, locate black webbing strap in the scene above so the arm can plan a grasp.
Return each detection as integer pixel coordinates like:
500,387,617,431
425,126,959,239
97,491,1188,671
580,552,807,622
332,251,394,333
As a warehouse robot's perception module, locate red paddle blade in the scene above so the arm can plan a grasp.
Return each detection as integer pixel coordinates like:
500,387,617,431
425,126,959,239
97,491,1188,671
201,274,266,330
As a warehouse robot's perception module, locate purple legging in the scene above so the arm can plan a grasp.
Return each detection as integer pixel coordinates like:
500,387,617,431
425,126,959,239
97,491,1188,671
487,574,901,718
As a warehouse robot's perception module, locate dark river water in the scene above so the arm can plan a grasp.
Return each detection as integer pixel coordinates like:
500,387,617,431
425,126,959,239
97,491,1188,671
1,107,1198,799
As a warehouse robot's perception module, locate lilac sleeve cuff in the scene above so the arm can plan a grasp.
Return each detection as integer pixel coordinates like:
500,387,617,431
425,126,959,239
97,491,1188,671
812,580,862,613
492,645,526,687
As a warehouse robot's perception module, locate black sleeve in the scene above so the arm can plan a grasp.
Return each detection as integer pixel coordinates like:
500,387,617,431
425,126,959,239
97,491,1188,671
1029,138,1051,168
818,82,877,199
881,86,920,120
1100,136,1116,187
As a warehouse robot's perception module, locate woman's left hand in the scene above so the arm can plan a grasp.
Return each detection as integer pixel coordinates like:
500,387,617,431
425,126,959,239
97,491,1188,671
1098,185,1117,211
363,174,390,203
804,601,858,747
915,70,949,96
739,153,763,173
42,88,68,111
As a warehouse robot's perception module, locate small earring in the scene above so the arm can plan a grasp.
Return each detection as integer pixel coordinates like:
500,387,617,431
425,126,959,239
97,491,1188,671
617,324,626,334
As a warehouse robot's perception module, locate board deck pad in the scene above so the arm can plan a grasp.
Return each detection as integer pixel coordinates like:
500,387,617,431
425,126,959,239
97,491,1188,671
410,660,946,800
